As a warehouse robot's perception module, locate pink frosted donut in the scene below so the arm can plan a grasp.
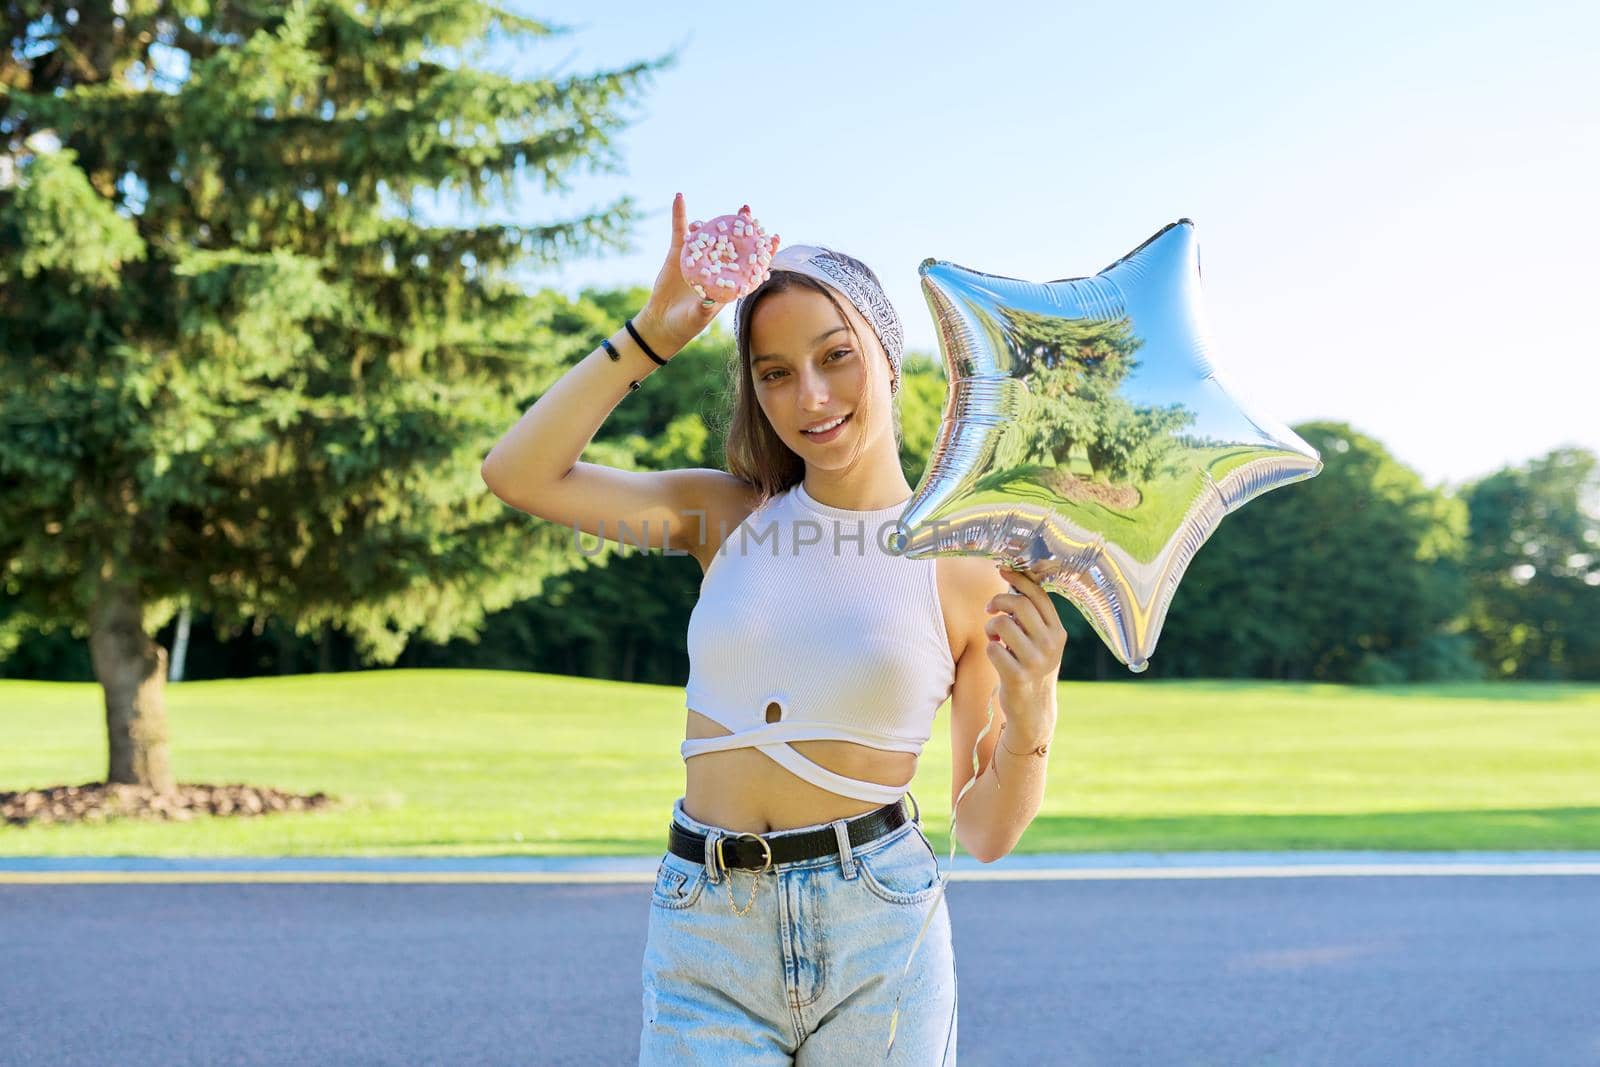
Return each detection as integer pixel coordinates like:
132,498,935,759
680,203,780,303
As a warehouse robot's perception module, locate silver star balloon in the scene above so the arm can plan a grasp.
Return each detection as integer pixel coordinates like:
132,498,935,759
887,219,1322,672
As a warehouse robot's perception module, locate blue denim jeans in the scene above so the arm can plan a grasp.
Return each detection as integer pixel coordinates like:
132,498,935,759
639,794,957,1065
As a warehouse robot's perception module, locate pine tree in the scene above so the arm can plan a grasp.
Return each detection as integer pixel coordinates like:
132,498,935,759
1,2,668,791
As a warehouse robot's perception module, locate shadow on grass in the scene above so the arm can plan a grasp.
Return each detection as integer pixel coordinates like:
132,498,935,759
1123,679,1600,702
915,805,1600,854
7,809,1598,859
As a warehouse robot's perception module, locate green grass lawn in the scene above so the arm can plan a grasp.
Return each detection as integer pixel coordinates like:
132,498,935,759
968,446,1249,564
2,670,1598,857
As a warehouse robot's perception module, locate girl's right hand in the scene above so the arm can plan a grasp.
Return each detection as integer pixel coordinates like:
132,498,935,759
634,193,773,357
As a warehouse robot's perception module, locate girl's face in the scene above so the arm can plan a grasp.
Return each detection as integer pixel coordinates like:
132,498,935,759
747,286,890,463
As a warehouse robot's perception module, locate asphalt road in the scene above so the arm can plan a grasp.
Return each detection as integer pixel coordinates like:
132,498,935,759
3,872,1597,1065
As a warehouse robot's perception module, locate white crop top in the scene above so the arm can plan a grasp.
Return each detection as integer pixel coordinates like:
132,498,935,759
682,480,958,804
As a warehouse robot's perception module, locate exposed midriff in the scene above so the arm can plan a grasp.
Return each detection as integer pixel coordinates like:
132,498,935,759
682,705,917,834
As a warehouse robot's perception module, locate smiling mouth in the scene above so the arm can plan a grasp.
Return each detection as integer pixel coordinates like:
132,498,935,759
801,413,853,437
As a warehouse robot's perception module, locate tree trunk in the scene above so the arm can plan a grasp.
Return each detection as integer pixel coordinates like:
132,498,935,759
274,621,297,675
88,576,175,792
168,600,193,682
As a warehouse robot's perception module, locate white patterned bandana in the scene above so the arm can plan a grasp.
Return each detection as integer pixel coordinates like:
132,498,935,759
733,244,904,395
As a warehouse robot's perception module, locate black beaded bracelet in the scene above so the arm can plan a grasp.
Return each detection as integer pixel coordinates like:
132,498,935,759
624,318,669,366
599,336,640,391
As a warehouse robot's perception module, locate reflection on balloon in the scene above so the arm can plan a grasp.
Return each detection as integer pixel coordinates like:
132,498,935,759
888,219,1322,672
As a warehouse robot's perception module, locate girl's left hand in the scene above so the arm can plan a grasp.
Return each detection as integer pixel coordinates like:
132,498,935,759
984,564,1068,741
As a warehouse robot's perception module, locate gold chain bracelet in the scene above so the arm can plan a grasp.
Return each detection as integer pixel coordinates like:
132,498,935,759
997,721,1050,758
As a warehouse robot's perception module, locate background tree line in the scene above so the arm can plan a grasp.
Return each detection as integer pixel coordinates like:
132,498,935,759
7,278,1596,687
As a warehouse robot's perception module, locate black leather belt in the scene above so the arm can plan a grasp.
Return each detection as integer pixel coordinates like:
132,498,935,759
668,792,921,872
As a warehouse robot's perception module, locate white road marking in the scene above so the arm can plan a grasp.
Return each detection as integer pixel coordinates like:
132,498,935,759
4,862,1599,885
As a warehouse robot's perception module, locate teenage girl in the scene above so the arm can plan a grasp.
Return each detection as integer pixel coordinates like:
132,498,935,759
481,193,1065,1065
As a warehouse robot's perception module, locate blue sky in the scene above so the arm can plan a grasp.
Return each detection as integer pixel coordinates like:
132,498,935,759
438,0,1598,489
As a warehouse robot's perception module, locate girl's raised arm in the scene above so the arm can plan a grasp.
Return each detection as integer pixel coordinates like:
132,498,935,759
480,194,749,556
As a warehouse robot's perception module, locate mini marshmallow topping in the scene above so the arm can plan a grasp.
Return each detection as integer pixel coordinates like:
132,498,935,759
680,204,780,304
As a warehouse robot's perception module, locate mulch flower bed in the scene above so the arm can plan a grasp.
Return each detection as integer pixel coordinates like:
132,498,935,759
1,782,334,827
1040,467,1142,510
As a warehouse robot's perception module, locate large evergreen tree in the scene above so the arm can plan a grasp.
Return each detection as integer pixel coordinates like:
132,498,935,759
0,2,666,791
